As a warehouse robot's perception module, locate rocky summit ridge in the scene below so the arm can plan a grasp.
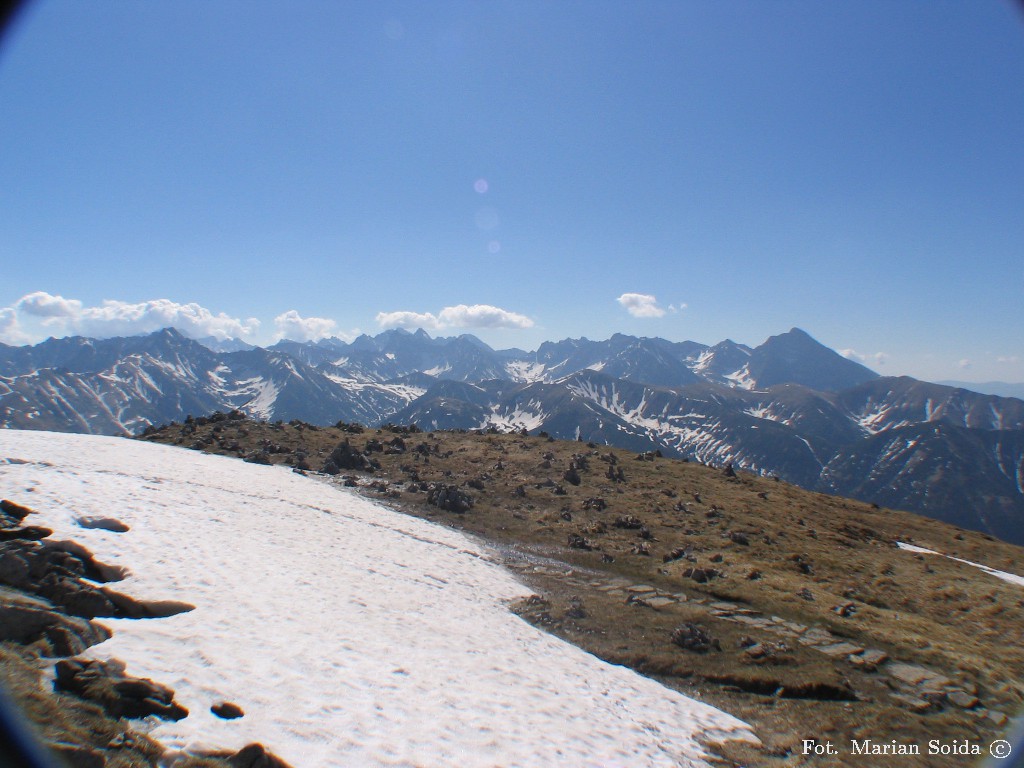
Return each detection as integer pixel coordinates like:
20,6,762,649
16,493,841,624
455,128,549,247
2,326,1023,544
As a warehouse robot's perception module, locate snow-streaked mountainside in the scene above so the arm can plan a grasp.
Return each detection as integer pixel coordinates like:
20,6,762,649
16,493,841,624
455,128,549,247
0,431,756,766
2,326,1023,543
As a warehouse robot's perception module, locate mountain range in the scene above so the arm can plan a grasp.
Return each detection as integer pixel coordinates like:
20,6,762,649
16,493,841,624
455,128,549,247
2,326,1022,544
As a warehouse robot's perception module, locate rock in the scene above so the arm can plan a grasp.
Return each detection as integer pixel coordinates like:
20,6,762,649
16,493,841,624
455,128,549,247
670,623,720,653
425,484,473,513
942,692,974,708
0,525,53,541
683,567,721,583
849,649,888,670
832,602,857,617
723,463,737,478
0,598,109,656
613,515,644,529
48,742,106,768
212,701,245,719
886,662,950,688
100,589,195,619
226,743,294,768
321,440,379,473
39,539,129,582
987,710,1009,727
663,547,687,563
75,517,130,533
796,587,814,601
729,531,750,546
0,550,30,586
890,693,932,713
0,499,34,521
567,534,595,551
815,642,864,658
54,658,188,721
646,596,675,608
39,579,117,619
562,467,581,486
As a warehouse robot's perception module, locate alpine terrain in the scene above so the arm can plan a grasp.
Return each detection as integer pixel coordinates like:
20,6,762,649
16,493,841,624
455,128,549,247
2,326,1022,544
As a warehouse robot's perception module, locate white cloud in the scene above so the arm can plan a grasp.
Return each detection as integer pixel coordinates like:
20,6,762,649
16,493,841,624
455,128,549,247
997,355,1020,364
16,291,82,319
0,307,29,345
7,292,260,342
840,349,889,367
377,304,533,331
616,293,666,318
273,310,341,342
437,304,533,329
375,310,442,331
958,358,972,370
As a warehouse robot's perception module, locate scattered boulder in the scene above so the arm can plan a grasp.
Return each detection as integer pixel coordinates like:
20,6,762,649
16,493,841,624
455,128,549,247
670,623,720,653
682,567,721,583
321,440,379,474
832,602,857,618
567,534,596,551
225,743,295,768
729,531,750,546
562,467,581,486
75,517,130,534
613,515,644,530
426,484,473,513
663,547,687,564
212,701,245,719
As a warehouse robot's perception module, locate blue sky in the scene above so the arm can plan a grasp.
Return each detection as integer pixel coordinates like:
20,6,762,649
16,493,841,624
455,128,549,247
1,1,1022,382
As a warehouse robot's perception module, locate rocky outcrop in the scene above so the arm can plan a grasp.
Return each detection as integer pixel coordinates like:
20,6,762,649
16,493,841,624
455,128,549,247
54,658,188,721
426,484,474,513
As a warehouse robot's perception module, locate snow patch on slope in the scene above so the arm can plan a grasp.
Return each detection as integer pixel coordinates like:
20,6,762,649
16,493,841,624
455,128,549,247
723,365,754,390
0,432,755,767
504,360,547,383
897,543,1024,588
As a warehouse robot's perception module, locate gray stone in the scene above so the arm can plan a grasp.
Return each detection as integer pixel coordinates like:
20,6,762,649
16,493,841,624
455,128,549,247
646,597,676,608
987,710,1008,727
815,642,864,658
886,662,951,688
889,693,932,713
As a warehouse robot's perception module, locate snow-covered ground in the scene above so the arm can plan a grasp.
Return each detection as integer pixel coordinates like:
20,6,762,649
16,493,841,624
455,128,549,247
0,431,756,767
897,542,1024,588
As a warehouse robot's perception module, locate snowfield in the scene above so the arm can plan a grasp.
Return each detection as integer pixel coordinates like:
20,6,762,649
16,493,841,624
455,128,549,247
0,431,756,767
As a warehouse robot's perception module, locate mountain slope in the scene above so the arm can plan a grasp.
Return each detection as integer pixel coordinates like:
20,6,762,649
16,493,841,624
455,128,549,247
0,429,756,766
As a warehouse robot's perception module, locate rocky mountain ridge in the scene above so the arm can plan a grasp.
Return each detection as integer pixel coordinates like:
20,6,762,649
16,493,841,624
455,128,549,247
2,326,1022,543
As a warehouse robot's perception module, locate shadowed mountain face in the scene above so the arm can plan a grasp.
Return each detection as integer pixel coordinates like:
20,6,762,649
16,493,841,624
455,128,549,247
2,326,1022,543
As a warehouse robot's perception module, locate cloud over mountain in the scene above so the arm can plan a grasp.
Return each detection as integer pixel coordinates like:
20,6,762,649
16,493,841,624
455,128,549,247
376,304,534,331
616,293,665,318
4,292,260,342
273,310,340,342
